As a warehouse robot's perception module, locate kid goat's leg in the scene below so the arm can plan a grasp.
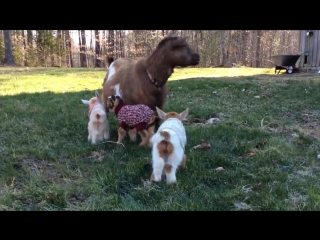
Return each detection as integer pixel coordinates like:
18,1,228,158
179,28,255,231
103,122,110,140
88,125,92,142
164,164,178,184
151,155,165,182
138,129,151,146
117,127,126,144
128,128,137,141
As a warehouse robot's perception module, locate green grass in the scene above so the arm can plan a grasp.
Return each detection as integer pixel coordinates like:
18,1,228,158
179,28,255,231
1,66,320,211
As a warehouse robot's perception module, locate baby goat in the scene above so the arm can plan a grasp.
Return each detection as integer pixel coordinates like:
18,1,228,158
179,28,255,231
149,107,189,184
81,91,110,144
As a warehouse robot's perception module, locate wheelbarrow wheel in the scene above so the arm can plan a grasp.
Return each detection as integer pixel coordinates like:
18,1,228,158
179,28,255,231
286,66,294,74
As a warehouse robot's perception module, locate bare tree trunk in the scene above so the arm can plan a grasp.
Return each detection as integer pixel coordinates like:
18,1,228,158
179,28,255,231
102,30,106,67
95,30,101,68
64,30,73,67
256,30,262,67
27,30,33,49
3,30,16,66
107,30,115,57
79,30,87,67
242,30,249,66
219,30,226,66
119,30,124,57
22,30,27,66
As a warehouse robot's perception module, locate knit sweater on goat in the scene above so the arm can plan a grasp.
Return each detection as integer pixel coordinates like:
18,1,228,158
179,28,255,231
157,118,186,149
115,102,154,131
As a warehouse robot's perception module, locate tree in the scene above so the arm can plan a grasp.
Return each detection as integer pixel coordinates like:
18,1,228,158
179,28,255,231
107,30,114,57
79,30,87,67
95,30,101,68
3,30,16,66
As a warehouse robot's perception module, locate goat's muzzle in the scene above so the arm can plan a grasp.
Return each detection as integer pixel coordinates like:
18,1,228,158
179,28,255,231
191,53,200,65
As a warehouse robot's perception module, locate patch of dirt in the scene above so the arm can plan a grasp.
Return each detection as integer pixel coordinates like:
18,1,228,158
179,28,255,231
184,118,206,125
22,158,63,183
184,113,224,126
283,112,320,141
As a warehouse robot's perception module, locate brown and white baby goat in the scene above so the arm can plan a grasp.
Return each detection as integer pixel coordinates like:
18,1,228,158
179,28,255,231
106,94,157,146
81,91,110,144
149,107,189,184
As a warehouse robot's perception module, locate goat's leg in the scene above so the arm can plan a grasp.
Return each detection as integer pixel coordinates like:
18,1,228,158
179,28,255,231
88,128,92,142
164,164,178,184
103,122,110,140
147,115,156,136
117,127,126,144
88,126,92,142
180,154,187,169
128,128,137,142
138,129,151,147
151,156,165,182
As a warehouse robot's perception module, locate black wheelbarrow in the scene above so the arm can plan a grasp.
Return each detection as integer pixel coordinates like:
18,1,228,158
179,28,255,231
271,54,301,74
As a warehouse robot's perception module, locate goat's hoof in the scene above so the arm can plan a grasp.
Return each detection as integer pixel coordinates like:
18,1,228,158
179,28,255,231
139,142,148,147
150,174,161,182
167,180,177,185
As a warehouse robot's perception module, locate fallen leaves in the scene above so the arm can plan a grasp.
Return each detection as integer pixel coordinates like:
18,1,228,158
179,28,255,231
215,167,225,172
252,182,262,190
255,140,268,148
206,118,220,124
91,151,104,161
245,151,256,157
192,140,211,150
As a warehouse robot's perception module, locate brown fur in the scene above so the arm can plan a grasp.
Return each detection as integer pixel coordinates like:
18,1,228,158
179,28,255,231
157,140,174,159
163,112,181,121
164,164,173,174
117,127,126,144
181,154,187,169
102,33,200,114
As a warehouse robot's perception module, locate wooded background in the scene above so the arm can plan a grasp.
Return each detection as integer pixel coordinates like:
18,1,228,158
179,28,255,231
0,30,300,68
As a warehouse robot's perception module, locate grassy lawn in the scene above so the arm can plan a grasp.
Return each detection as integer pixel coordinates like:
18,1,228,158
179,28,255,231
1,66,320,211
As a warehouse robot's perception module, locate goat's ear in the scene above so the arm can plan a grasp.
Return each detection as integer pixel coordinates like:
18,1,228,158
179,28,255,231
171,37,187,49
95,91,100,99
179,108,189,120
156,107,166,120
81,99,90,105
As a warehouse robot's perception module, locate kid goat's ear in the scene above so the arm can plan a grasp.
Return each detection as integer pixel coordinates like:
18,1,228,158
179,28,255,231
81,99,90,105
179,108,189,120
95,91,100,99
156,107,166,120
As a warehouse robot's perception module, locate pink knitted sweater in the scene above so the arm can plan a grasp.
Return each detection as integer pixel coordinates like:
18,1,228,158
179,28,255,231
114,102,154,131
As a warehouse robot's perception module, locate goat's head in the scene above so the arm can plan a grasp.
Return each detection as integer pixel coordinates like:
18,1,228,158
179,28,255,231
155,33,200,68
156,106,189,121
81,91,102,106
106,94,123,113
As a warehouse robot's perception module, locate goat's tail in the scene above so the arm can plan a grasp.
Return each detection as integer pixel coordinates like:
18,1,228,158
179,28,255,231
106,56,114,68
157,131,174,159
94,108,107,123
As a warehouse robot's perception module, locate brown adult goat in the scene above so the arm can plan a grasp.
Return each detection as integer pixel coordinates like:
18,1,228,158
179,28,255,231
102,33,200,139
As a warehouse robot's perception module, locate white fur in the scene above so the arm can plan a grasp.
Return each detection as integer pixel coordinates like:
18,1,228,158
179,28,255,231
150,128,185,184
81,94,110,144
106,62,115,82
149,107,189,184
112,83,121,96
